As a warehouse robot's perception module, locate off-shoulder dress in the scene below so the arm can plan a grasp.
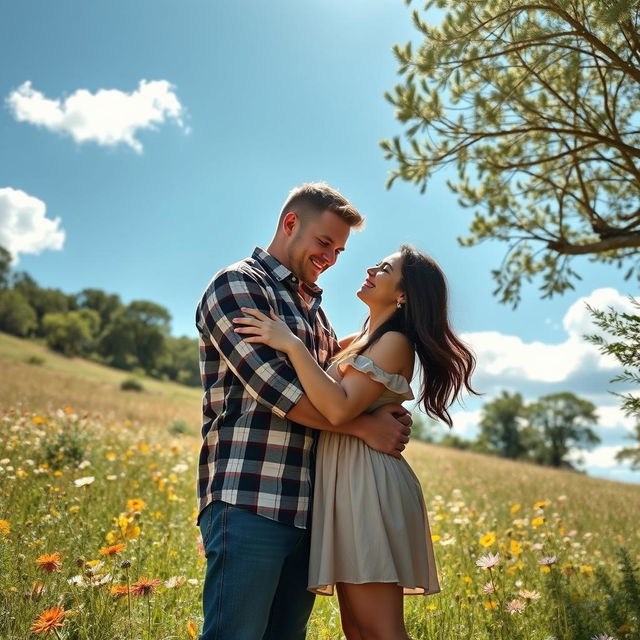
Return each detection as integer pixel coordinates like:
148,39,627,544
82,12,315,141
308,354,441,596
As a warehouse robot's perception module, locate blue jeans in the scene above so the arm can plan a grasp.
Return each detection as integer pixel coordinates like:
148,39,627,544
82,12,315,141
199,501,315,640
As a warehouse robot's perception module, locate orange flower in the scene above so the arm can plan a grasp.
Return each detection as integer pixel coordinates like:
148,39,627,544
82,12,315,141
30,606,65,634
110,585,131,598
130,577,162,596
126,498,146,513
99,543,126,556
35,552,62,573
187,620,198,639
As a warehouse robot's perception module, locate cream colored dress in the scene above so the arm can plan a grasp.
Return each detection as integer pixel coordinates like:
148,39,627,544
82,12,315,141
308,354,441,596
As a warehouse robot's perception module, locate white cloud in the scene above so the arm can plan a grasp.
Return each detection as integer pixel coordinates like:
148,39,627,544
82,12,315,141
449,409,482,439
0,187,65,262
570,445,625,469
462,288,634,393
6,80,186,153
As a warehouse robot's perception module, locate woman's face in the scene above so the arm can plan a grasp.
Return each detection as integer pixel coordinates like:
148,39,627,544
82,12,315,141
356,251,405,308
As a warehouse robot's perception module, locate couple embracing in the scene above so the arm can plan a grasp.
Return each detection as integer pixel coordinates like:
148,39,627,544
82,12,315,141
195,183,476,640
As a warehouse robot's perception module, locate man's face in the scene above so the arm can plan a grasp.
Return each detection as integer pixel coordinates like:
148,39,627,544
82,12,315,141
285,210,351,285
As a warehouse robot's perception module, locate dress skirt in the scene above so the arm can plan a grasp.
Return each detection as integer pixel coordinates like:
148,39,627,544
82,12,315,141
308,430,441,597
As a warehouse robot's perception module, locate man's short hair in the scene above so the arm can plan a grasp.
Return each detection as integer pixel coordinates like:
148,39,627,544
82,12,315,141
279,182,365,230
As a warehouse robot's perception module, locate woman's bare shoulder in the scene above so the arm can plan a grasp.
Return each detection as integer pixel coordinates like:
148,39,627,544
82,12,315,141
361,331,414,376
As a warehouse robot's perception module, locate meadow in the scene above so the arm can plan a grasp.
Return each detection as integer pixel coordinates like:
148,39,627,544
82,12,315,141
1,333,639,639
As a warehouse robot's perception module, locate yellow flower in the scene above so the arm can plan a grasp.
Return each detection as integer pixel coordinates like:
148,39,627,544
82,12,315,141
540,566,551,574
426,603,437,611
0,519,10,535
105,452,117,461
509,539,522,556
126,498,146,513
484,600,499,610
431,534,441,542
510,503,521,514
137,442,150,453
533,500,549,510
32,416,45,425
531,516,545,528
187,620,198,639
580,565,594,577
64,406,74,415
479,532,496,548
53,471,63,477
69,506,80,514
462,575,472,584
506,560,524,575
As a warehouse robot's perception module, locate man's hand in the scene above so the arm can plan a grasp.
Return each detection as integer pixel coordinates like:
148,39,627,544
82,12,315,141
358,404,412,459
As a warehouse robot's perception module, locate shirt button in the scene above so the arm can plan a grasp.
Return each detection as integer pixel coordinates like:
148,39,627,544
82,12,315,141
291,277,297,283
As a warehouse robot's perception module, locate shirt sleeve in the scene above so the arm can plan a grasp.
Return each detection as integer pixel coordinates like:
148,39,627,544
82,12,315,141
196,267,304,418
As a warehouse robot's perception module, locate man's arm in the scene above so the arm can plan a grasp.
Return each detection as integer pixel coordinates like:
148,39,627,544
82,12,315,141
198,267,410,455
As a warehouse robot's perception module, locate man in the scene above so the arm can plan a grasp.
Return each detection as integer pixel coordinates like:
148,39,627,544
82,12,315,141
195,183,412,640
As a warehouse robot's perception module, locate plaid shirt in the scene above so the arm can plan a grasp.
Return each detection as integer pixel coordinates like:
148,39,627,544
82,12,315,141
195,247,339,529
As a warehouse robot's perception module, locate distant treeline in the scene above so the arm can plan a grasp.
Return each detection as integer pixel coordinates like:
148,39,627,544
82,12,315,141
413,390,603,471
0,247,199,386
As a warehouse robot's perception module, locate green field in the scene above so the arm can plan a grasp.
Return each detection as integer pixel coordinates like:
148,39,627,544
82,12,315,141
1,333,639,639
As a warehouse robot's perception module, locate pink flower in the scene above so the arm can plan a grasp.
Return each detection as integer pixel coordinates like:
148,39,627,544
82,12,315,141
476,553,500,570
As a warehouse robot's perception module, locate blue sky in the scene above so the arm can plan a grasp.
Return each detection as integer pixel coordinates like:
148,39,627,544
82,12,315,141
1,0,637,482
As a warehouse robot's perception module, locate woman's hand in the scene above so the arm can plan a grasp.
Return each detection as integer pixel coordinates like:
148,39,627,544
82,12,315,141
233,307,302,354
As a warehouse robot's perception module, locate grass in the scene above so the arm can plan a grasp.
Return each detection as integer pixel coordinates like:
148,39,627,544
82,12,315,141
0,332,201,435
1,333,639,639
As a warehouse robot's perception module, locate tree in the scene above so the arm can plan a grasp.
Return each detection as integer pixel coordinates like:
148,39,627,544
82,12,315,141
76,288,122,331
42,310,100,357
383,0,640,306
98,300,171,374
526,392,601,468
0,246,11,289
478,391,540,459
0,289,37,336
160,335,200,387
585,296,640,468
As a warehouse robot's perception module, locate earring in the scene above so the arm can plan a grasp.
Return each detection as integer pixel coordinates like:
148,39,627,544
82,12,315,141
397,301,403,309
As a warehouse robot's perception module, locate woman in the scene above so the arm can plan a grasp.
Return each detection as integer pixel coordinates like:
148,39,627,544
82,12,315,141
233,244,476,639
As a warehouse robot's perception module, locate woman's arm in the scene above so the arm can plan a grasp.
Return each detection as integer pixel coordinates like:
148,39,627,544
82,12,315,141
233,308,412,426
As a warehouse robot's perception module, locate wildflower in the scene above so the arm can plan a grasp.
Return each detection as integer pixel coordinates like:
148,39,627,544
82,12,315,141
484,600,498,610
130,577,162,596
165,576,186,589
479,532,496,547
518,589,541,601
30,606,65,634
126,498,146,512
509,539,523,556
111,585,130,598
99,543,126,556
591,635,616,640
533,500,550,510
531,516,545,527
68,506,80,514
431,534,441,542
506,599,526,614
476,553,500,570
538,556,558,566
73,476,95,487
510,503,521,514
0,519,10,535
187,620,198,639
35,552,62,573
482,582,497,595
580,565,594,576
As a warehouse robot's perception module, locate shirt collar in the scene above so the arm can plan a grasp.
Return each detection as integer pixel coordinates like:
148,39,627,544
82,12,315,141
252,247,323,298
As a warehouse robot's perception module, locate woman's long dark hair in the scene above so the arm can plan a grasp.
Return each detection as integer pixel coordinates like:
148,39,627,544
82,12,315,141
337,244,478,427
